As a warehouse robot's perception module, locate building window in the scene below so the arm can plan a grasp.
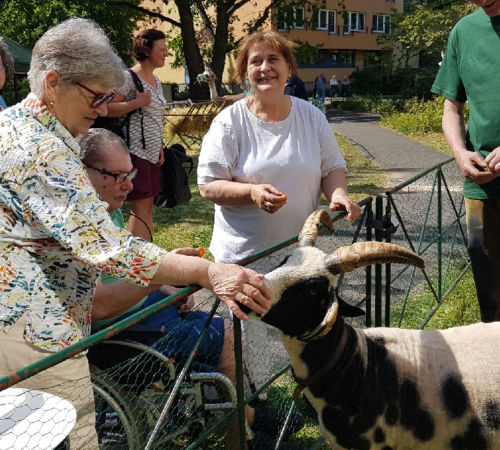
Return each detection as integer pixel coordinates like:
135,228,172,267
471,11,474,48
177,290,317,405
278,7,305,30
317,10,336,33
344,12,365,33
373,14,390,33
297,50,355,68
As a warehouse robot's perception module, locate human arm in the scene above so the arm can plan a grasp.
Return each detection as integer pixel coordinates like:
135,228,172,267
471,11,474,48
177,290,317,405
150,252,271,320
442,99,496,184
321,169,361,222
105,91,151,118
199,181,287,213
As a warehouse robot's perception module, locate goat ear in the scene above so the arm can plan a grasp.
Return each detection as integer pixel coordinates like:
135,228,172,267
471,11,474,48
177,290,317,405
336,290,365,317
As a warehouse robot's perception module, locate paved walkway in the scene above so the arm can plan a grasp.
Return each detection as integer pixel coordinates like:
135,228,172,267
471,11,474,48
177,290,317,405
326,109,451,189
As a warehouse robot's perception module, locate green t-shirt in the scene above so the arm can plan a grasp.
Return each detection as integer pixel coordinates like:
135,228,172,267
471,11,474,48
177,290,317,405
94,208,149,329
432,8,500,199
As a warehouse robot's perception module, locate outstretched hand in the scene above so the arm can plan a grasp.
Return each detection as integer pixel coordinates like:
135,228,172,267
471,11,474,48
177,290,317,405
207,263,272,320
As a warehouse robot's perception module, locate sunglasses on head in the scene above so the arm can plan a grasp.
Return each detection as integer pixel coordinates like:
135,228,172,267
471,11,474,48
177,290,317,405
75,82,116,108
85,164,138,184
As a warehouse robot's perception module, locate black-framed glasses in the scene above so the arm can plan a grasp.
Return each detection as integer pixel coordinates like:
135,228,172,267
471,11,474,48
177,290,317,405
75,82,116,108
85,164,137,184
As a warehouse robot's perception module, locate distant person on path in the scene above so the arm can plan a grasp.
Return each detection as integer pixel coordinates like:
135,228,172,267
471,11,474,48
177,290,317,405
107,29,168,242
0,36,14,110
314,73,326,103
341,75,352,97
432,0,500,322
329,74,340,98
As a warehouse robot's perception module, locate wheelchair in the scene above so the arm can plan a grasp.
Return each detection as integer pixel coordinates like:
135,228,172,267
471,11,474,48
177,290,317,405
87,325,242,449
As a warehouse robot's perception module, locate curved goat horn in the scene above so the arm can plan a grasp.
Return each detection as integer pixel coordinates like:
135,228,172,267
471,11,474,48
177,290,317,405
325,241,424,274
298,209,334,247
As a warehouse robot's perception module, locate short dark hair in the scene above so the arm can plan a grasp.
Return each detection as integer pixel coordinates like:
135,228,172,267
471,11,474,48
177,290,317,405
78,128,127,167
133,29,166,62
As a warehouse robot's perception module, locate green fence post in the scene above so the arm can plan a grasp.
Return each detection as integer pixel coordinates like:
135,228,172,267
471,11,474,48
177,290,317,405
365,201,373,328
384,195,392,327
234,317,247,449
437,168,443,303
375,195,384,327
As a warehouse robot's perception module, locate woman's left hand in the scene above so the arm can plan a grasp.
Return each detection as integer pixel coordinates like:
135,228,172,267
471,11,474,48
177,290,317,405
329,195,362,222
159,147,165,166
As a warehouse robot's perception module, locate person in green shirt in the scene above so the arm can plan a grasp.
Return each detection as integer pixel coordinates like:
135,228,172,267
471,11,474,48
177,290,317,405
78,128,305,448
432,0,500,322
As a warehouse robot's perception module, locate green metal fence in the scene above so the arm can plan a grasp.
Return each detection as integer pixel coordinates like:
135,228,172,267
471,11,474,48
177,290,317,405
0,158,471,449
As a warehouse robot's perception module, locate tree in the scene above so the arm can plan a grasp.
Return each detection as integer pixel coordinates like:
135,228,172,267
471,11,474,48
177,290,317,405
378,2,476,68
121,0,330,99
0,0,148,66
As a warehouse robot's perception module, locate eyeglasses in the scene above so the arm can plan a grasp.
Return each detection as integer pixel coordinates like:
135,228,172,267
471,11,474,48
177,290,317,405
85,164,137,184
75,82,116,108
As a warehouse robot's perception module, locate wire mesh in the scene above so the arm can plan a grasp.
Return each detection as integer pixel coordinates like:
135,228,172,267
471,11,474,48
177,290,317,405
0,159,472,449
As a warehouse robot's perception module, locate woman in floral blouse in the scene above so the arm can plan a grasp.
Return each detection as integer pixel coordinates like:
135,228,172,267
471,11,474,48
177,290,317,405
0,18,271,449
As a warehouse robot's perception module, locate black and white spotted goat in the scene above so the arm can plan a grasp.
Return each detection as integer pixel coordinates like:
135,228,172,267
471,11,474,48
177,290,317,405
251,209,500,449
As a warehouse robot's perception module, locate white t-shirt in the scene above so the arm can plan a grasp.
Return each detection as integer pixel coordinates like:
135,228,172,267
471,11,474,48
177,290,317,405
118,70,166,163
197,96,346,263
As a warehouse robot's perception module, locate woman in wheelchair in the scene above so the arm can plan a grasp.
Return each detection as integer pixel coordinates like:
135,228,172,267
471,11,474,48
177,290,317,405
78,129,305,448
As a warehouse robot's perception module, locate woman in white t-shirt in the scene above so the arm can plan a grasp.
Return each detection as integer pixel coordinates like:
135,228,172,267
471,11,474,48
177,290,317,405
197,31,361,264
107,29,168,241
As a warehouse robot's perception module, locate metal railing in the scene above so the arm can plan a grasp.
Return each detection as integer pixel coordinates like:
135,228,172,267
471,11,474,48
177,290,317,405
0,159,472,449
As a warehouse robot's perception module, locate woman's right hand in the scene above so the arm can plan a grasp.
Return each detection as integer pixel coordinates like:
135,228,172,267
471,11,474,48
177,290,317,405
135,90,152,108
207,262,272,320
250,184,287,214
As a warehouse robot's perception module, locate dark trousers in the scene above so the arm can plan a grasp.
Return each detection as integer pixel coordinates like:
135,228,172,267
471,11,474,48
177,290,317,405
465,198,500,322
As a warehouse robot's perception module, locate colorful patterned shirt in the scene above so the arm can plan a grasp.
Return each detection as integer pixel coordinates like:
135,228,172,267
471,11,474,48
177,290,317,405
0,94,168,351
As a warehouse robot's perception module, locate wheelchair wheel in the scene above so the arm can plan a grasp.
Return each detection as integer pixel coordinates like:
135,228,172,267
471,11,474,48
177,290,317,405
92,370,147,450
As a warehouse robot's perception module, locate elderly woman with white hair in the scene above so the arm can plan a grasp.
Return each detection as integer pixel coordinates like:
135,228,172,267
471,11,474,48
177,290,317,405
0,18,271,449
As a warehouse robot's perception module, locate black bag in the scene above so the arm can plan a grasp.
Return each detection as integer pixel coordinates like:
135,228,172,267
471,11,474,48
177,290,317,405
154,144,194,208
92,69,145,147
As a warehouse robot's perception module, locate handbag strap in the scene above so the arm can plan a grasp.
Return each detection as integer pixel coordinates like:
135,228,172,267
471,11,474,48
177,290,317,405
126,68,146,149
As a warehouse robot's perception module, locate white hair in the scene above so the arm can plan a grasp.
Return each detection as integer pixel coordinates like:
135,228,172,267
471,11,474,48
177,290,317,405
28,18,125,98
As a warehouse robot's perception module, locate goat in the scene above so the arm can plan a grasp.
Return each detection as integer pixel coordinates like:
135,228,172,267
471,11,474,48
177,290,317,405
249,209,500,449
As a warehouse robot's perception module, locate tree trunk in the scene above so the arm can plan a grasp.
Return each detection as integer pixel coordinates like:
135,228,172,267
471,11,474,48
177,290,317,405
174,0,210,100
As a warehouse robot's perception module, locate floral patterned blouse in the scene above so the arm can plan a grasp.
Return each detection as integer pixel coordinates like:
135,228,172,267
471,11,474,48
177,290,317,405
0,94,167,351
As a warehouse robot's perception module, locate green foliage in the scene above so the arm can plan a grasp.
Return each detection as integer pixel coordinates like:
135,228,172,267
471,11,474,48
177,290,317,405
379,3,478,65
166,35,185,69
1,77,30,106
381,96,469,135
0,0,147,66
349,67,438,99
293,40,323,65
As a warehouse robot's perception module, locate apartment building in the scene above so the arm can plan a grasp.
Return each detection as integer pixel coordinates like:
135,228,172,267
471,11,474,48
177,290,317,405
143,0,404,89
271,0,405,83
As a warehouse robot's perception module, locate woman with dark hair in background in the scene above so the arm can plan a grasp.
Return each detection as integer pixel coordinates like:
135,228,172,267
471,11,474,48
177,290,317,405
0,36,14,110
107,29,168,241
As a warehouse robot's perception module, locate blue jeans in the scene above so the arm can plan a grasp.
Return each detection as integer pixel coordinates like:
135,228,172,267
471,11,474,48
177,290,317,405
108,291,225,371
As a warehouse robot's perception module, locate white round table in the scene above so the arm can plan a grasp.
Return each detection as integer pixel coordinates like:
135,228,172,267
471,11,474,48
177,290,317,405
0,387,77,450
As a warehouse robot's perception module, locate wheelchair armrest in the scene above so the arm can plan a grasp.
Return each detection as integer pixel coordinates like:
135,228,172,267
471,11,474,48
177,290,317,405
91,324,167,340
115,325,167,340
